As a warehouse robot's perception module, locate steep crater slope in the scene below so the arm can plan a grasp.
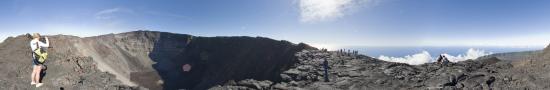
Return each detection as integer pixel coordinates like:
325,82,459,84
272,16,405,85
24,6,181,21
142,32,315,89
0,31,315,90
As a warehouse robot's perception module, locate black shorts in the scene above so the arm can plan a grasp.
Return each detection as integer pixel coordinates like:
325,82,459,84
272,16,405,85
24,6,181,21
32,58,42,66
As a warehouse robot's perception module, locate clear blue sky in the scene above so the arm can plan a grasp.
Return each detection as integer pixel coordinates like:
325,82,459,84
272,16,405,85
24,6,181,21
1,0,549,48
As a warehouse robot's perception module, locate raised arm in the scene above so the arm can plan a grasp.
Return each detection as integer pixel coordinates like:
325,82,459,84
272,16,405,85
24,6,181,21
39,37,50,48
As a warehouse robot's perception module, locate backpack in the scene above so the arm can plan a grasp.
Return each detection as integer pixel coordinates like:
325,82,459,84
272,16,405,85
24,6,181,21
33,42,48,63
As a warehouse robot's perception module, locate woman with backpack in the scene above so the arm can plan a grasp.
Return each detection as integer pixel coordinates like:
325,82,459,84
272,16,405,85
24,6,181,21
29,33,49,87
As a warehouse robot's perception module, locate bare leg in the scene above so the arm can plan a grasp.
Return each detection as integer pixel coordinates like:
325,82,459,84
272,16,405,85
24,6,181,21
33,65,45,87
33,66,41,83
31,65,37,84
36,66,42,83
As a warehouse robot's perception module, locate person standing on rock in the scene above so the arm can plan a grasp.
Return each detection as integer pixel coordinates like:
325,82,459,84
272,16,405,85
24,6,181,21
29,33,49,87
323,59,330,82
436,54,450,66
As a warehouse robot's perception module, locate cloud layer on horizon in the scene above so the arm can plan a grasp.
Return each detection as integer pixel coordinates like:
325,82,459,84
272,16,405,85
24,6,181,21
378,48,492,65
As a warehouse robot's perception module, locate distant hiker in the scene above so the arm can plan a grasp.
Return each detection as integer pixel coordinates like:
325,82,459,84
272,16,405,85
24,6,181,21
355,51,361,58
29,33,49,87
339,49,343,56
347,49,351,56
436,54,450,65
323,59,330,82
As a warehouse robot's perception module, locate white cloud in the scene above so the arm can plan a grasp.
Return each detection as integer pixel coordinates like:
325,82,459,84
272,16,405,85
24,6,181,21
94,7,135,28
443,48,492,62
95,7,133,20
0,33,8,43
378,48,492,65
378,51,433,65
299,0,351,23
0,37,5,43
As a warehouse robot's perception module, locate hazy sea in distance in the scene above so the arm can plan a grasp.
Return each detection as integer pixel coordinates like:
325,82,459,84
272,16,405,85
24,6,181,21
336,46,544,59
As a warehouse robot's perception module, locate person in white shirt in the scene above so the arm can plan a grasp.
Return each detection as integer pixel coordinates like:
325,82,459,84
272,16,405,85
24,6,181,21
29,33,49,87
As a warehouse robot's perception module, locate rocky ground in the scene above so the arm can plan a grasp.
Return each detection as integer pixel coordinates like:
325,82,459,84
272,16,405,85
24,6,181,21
0,34,137,89
211,46,550,90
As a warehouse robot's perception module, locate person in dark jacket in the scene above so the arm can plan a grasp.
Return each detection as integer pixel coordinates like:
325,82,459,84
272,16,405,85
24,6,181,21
323,59,330,82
